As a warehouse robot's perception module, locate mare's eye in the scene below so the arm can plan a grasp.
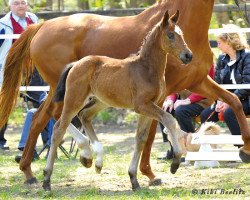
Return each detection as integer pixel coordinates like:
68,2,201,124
167,32,174,40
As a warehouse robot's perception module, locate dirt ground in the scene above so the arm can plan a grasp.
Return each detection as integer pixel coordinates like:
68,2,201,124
2,123,250,198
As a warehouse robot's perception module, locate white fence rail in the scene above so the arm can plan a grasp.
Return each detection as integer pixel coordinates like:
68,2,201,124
1,28,250,40
2,32,250,91
16,84,250,91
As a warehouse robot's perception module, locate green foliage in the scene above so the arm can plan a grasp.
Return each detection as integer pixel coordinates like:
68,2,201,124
96,110,111,124
124,111,138,124
8,106,25,126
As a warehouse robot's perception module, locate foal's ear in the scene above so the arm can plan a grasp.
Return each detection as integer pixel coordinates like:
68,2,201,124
162,10,170,28
170,10,180,24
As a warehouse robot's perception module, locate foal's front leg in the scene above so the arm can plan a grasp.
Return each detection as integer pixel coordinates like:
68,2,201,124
78,97,108,173
129,115,152,191
67,123,92,167
135,101,184,174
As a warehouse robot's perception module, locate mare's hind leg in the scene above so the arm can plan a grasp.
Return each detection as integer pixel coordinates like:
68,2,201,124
78,97,108,173
192,77,250,163
135,101,184,174
129,115,152,191
19,95,53,184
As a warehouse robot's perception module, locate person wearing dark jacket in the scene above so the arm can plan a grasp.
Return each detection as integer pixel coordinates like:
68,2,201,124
200,24,250,136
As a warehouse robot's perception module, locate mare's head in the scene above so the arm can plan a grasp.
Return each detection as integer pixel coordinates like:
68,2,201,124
160,10,192,65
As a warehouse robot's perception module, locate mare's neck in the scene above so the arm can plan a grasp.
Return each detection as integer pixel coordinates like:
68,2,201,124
136,0,171,30
138,27,167,77
178,0,214,49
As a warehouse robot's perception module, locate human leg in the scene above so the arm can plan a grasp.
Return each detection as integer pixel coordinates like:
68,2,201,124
15,108,39,163
175,103,204,133
224,99,250,136
200,105,219,123
0,123,8,150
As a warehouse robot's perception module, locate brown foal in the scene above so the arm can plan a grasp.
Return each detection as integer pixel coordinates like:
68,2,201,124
0,0,249,187
42,10,192,191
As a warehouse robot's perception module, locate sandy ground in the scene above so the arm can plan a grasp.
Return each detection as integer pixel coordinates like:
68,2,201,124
1,123,250,198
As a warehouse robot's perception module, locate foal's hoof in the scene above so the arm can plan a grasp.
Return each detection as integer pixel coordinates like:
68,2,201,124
24,177,38,185
132,183,141,191
95,165,102,174
239,149,250,163
170,159,181,174
80,156,92,168
149,178,162,186
42,180,51,191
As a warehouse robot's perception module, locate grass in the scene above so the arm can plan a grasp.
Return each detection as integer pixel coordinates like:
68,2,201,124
1,122,250,199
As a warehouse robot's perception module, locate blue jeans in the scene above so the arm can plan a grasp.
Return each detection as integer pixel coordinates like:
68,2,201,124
18,108,55,150
200,99,250,135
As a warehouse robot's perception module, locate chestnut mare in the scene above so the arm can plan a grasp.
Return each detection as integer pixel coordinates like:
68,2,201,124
0,0,249,186
42,10,192,191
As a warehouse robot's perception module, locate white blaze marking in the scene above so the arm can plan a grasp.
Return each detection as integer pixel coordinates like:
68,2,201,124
174,25,183,35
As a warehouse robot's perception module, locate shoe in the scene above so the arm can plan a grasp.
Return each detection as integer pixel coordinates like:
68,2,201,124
15,150,40,163
0,143,9,150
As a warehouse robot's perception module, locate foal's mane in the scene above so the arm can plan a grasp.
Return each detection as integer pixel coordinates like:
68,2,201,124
137,23,161,57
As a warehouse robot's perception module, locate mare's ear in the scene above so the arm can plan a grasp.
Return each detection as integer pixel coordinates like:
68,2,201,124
170,10,179,24
162,10,169,28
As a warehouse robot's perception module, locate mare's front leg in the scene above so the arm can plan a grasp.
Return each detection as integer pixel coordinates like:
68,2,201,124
19,97,52,184
78,97,108,173
129,115,152,191
192,77,250,162
135,101,184,174
140,120,161,186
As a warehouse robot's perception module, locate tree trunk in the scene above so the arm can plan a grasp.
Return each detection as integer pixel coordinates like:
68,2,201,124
46,0,53,11
78,0,89,10
215,0,230,26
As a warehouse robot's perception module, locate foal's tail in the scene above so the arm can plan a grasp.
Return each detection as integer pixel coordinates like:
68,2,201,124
54,63,74,102
0,23,44,128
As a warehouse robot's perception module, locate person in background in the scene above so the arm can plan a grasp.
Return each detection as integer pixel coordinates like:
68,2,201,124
0,0,38,150
200,24,250,138
158,65,214,160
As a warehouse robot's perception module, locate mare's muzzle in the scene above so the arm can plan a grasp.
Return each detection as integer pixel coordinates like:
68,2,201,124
180,51,193,64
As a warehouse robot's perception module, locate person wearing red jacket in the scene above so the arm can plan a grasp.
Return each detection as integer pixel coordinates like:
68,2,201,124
158,65,215,160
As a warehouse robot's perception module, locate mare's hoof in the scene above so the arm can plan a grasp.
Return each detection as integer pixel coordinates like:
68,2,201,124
239,149,250,163
149,178,162,186
148,178,162,186
95,165,102,174
170,161,180,174
80,156,92,168
42,180,51,191
24,177,38,185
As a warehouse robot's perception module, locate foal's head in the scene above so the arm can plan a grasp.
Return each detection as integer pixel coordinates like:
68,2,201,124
160,10,192,64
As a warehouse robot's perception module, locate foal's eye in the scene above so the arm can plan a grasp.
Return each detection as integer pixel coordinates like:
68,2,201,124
167,32,175,40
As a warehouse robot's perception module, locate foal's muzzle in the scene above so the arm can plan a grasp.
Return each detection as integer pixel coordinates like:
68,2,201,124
180,51,193,64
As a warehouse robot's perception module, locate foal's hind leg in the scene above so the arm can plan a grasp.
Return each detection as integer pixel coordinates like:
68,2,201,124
135,102,184,174
78,97,108,173
43,87,91,191
129,115,152,191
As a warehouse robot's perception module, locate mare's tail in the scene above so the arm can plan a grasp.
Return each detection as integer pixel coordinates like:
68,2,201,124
54,63,74,102
0,23,44,128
